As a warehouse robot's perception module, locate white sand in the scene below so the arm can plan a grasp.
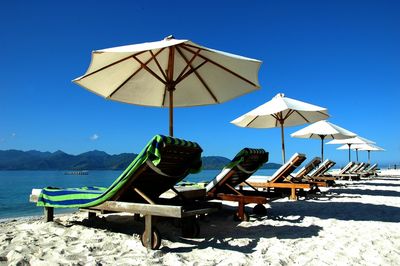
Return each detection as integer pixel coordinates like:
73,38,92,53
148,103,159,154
1,176,400,265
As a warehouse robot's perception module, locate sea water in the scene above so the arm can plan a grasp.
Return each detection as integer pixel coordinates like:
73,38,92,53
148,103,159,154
0,169,277,219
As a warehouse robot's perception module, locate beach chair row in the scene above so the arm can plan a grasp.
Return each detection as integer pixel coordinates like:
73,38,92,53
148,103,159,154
29,135,376,250
332,161,378,180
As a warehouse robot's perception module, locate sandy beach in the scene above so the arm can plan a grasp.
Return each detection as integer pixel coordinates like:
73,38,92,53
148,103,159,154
1,175,400,265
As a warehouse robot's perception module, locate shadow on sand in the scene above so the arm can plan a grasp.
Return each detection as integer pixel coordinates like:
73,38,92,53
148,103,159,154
161,208,322,253
268,199,400,223
332,188,400,197
70,208,322,254
162,223,322,253
67,179,400,253
351,182,400,188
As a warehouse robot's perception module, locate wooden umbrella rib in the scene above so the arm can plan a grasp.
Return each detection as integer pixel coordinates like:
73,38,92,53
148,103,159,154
131,54,167,85
246,115,259,127
174,46,201,83
161,88,167,106
175,46,219,103
108,67,142,98
293,110,310,123
283,109,295,121
180,44,259,88
149,50,168,81
108,49,167,98
182,43,211,52
76,50,149,81
317,110,329,117
177,60,208,84
275,112,287,125
271,113,280,127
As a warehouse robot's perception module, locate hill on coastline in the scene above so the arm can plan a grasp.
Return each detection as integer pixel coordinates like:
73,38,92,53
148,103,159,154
0,150,281,170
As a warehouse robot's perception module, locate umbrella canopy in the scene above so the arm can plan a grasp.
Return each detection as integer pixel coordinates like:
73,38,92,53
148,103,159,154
327,136,376,145
337,143,384,163
231,93,329,162
328,136,376,162
352,143,384,151
291,120,356,161
73,35,262,136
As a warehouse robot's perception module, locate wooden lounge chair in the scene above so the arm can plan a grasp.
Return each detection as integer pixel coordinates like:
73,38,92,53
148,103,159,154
345,162,369,180
355,163,369,175
293,157,322,182
328,161,354,178
30,135,220,250
292,157,331,187
204,148,281,221
246,153,317,200
361,163,378,177
307,159,337,185
335,162,362,180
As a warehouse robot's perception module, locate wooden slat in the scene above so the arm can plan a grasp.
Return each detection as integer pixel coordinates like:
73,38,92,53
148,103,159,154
311,181,328,187
247,182,311,189
87,201,184,218
312,176,336,181
213,193,267,204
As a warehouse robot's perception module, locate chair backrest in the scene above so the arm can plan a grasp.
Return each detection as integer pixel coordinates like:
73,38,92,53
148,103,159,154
358,163,370,173
367,163,378,172
294,157,321,180
338,161,356,175
356,162,366,172
112,135,203,203
348,162,363,174
206,148,268,194
268,153,306,183
309,159,336,177
37,135,203,208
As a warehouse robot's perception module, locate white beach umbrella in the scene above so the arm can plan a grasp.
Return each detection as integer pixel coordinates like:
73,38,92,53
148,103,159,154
73,35,262,136
231,93,329,163
338,143,384,163
291,120,356,161
328,136,376,162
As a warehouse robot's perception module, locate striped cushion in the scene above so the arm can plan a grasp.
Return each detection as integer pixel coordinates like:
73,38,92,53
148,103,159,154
206,148,268,192
37,135,201,208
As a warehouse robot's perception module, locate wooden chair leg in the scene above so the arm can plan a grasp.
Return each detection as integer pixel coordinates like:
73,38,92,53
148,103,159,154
88,212,96,219
144,215,153,249
44,207,54,222
290,189,297,200
238,200,245,220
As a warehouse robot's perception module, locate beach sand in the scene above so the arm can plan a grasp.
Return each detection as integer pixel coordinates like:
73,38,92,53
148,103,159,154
1,176,400,265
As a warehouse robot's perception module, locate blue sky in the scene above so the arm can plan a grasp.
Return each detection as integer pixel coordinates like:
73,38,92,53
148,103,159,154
1,0,399,166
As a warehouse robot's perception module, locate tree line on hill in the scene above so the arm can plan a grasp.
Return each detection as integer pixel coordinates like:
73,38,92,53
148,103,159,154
0,149,281,170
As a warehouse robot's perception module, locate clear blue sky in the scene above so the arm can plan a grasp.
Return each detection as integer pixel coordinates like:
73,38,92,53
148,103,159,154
1,0,399,166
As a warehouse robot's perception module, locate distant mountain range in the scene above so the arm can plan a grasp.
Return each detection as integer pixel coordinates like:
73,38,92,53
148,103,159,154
0,150,281,170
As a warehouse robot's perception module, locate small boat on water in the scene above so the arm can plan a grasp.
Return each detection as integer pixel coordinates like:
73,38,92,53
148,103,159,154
64,170,89,175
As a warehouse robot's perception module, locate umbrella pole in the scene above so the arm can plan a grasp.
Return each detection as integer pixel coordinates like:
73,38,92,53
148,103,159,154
356,149,359,162
320,135,325,161
169,90,174,137
347,144,351,162
280,121,285,163
368,150,371,164
167,46,175,137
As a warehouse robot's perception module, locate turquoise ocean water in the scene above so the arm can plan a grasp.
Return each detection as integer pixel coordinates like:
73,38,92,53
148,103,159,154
0,169,276,220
